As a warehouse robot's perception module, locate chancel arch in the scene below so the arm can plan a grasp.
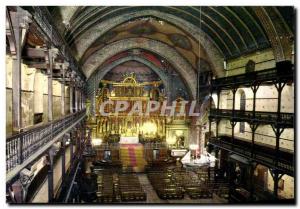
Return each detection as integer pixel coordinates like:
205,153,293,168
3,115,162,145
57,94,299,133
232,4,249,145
87,55,172,96
87,54,193,114
82,38,197,99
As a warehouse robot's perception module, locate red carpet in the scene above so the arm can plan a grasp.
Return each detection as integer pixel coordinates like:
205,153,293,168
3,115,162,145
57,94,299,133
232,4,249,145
120,144,147,171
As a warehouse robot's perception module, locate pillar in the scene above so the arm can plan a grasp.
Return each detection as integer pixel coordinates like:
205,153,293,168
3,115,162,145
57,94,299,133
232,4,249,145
46,48,58,122
69,81,74,113
60,62,68,116
250,84,259,157
75,86,78,112
11,8,31,132
47,149,55,203
77,88,81,111
70,131,74,165
61,138,66,183
231,88,237,143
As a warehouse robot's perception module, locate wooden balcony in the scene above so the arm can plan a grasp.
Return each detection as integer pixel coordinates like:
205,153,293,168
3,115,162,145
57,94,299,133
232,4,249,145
209,136,294,176
6,110,86,183
212,64,294,90
209,109,294,128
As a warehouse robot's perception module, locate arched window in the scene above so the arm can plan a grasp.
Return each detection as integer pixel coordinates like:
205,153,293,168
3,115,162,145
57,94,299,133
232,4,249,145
239,90,246,133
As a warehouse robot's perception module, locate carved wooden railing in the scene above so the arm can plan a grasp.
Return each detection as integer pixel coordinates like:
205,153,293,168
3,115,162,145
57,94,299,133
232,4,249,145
212,66,294,90
209,136,294,176
22,6,85,80
6,110,86,172
210,109,294,127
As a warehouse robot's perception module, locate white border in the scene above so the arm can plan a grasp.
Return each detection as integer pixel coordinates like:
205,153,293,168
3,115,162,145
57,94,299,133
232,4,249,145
0,1,299,209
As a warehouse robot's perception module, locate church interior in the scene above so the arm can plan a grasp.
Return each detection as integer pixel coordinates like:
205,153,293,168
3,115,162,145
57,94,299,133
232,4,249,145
5,6,295,204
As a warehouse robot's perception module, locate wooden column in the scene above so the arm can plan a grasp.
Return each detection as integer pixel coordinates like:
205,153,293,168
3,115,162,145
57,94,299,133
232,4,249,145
70,131,74,165
231,88,237,144
11,9,31,132
47,148,56,203
78,89,81,111
46,48,58,122
216,90,221,139
60,63,67,116
82,93,85,110
11,16,22,133
61,138,66,183
74,85,78,112
250,84,259,157
47,163,54,203
69,80,74,113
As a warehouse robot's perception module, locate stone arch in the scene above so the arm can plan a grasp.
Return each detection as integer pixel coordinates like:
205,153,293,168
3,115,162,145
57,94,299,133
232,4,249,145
70,10,224,77
87,55,174,97
83,38,197,99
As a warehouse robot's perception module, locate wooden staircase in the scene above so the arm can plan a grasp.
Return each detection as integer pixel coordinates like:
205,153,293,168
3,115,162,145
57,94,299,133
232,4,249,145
120,144,147,172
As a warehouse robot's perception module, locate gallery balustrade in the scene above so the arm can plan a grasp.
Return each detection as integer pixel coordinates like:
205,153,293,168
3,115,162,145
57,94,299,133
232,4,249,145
210,109,293,128
6,110,86,173
211,65,293,90
209,136,294,176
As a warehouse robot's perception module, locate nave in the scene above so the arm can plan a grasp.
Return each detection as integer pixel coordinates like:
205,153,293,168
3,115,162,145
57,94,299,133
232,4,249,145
5,6,295,204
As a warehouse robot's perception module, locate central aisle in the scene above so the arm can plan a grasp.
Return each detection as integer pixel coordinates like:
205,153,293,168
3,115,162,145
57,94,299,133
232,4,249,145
119,144,147,172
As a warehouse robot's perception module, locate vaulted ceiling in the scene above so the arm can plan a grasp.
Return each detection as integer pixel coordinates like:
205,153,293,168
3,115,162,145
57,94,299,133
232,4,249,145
44,6,294,98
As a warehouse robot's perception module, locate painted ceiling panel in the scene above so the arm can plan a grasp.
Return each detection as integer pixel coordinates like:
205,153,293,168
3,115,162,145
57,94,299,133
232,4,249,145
51,6,289,60
46,5,293,80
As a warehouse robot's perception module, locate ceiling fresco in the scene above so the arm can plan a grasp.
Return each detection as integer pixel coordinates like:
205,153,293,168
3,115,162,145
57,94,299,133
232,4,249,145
41,6,294,92
79,17,204,70
102,61,161,83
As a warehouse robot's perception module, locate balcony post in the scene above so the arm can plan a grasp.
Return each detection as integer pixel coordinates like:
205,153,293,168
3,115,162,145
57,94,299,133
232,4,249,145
215,90,221,140
249,162,256,201
70,131,74,165
250,84,260,118
11,8,32,133
208,82,213,140
60,62,69,116
75,86,78,112
231,87,237,115
46,47,58,122
275,82,286,122
249,84,260,158
78,89,81,111
272,169,281,198
250,124,258,158
273,82,286,173
61,136,66,183
47,148,56,203
216,120,220,140
217,90,221,110
231,88,237,144
69,73,74,113
80,89,82,111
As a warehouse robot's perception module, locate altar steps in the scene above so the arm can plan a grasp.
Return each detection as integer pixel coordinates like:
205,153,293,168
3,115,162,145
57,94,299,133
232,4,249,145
120,144,147,172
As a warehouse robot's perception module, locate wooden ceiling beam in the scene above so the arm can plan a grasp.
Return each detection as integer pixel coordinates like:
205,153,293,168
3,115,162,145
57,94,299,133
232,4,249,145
23,60,64,70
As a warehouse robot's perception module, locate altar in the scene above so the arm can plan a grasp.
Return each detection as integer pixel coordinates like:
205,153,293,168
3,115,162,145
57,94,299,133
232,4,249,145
119,136,139,144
